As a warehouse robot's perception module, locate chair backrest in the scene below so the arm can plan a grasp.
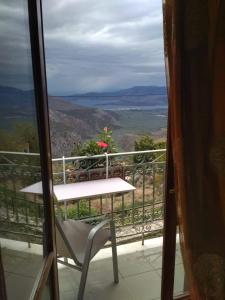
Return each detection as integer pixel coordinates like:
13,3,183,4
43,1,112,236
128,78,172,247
55,217,110,266
55,218,82,267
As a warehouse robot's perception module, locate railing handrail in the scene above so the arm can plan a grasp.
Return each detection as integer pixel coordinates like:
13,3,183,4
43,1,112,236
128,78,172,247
0,149,166,163
0,151,40,156
52,149,166,162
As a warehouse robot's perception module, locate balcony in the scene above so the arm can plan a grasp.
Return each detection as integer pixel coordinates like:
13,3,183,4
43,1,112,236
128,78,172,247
0,150,185,299
52,149,166,244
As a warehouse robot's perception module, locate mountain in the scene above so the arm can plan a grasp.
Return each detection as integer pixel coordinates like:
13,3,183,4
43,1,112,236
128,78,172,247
61,86,167,109
0,86,36,117
0,86,120,157
114,86,167,96
48,96,120,156
0,86,168,156
67,86,166,97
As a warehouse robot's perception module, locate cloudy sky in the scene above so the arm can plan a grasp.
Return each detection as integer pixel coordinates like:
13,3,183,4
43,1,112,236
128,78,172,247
42,0,165,95
0,1,34,91
0,0,165,95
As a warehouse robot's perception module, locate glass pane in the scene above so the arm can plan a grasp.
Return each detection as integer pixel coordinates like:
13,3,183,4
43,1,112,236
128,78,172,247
0,1,50,299
41,279,51,300
173,229,189,296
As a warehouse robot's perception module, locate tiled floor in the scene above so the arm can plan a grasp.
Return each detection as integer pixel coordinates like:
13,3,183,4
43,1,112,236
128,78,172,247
0,238,43,300
58,236,185,300
0,236,185,300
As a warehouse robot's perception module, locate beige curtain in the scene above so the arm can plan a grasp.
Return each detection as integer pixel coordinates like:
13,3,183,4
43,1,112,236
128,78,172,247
163,0,225,298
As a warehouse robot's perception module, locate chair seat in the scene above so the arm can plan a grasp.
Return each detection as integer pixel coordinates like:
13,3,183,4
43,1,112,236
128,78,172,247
56,219,110,264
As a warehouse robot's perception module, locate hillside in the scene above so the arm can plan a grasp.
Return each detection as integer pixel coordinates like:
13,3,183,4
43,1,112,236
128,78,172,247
0,86,167,156
48,96,120,156
0,86,37,130
0,87,120,157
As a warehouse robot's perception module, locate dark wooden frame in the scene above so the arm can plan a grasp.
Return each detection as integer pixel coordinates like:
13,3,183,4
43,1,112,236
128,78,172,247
0,1,59,298
28,0,59,299
161,1,190,299
161,123,177,300
161,111,190,300
0,249,7,300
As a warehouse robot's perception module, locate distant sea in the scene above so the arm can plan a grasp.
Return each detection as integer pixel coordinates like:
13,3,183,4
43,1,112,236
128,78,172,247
104,105,168,111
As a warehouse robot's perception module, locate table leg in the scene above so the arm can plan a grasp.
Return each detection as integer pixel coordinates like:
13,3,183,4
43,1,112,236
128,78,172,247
64,201,67,220
64,200,68,264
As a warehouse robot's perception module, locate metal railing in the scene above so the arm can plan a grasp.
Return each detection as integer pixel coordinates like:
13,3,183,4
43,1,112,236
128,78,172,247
52,149,166,243
0,151,43,244
0,149,166,244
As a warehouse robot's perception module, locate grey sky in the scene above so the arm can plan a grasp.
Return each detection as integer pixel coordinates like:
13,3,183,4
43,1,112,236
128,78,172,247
42,0,165,95
0,0,34,90
0,1,165,94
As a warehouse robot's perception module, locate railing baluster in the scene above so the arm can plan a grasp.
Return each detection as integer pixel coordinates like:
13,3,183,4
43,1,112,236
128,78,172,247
122,194,125,226
77,201,80,219
62,155,66,184
111,194,114,220
142,167,146,244
13,179,19,223
132,169,135,225
100,195,103,215
25,193,28,224
35,194,38,226
88,198,91,217
152,164,156,221
4,184,9,221
142,167,146,222
64,201,67,220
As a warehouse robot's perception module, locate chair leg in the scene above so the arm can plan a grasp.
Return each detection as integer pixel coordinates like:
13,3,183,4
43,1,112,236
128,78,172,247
77,261,90,300
110,220,119,283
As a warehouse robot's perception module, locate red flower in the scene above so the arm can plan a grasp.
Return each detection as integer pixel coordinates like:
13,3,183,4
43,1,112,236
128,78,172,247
96,141,108,148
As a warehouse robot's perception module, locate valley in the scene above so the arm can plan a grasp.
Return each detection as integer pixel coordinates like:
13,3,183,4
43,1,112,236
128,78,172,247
0,86,168,157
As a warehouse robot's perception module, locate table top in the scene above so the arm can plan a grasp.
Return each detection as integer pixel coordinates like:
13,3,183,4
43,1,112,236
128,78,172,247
20,178,135,203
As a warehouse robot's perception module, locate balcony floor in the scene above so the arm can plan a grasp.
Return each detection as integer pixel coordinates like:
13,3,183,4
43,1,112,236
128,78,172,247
59,236,184,300
0,235,184,300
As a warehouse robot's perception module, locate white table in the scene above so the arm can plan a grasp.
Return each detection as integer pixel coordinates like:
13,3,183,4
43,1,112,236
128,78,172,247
21,178,135,203
21,178,135,219
54,178,135,202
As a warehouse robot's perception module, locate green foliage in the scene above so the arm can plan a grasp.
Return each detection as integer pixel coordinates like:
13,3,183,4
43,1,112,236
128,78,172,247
71,127,117,169
133,135,166,163
0,130,13,151
0,122,39,152
134,135,156,163
14,123,39,152
61,201,97,219
72,140,104,156
72,127,117,157
96,127,117,153
154,141,166,149
134,135,155,152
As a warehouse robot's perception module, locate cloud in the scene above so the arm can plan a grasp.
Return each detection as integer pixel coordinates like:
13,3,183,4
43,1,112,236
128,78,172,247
42,0,166,94
0,0,166,94
0,1,34,90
